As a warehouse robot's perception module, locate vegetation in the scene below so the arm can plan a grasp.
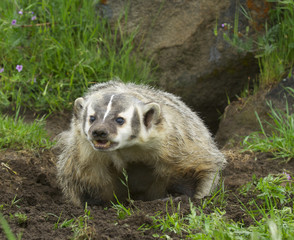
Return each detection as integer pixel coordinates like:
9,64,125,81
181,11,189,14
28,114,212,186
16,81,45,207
221,0,294,87
0,213,17,240
0,0,154,112
243,91,294,162
54,204,95,240
258,0,294,86
0,112,53,150
143,173,294,239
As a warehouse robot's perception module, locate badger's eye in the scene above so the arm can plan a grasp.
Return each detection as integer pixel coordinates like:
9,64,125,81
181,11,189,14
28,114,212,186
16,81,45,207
89,116,96,123
115,117,125,125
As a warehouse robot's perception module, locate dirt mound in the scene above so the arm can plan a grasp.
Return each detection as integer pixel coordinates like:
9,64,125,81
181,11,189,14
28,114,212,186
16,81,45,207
1,146,294,239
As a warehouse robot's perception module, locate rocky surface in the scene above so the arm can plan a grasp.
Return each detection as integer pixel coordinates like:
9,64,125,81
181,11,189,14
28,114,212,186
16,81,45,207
216,77,294,148
100,0,272,133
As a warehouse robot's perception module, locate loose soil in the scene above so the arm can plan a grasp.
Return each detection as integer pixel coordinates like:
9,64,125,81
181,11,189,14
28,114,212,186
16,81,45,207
1,115,294,240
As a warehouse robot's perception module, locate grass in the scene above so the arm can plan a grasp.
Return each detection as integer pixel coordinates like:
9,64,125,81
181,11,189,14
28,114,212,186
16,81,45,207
242,89,294,162
54,203,95,239
257,0,294,86
0,196,23,240
221,0,294,87
0,0,155,113
111,194,133,220
151,199,185,237
0,111,53,150
10,212,28,226
141,173,294,239
0,213,18,240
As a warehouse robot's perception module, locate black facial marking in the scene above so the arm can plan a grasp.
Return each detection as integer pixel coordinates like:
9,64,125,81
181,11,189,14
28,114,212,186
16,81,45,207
82,107,88,136
131,108,140,138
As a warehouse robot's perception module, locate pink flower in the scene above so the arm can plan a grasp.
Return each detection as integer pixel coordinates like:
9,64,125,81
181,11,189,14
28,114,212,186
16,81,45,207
11,20,17,25
31,16,37,21
18,10,23,15
0,68,4,73
283,172,291,180
16,65,23,72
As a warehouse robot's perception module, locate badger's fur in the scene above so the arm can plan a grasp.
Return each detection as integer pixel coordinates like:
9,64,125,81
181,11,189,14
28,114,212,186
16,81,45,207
56,80,226,206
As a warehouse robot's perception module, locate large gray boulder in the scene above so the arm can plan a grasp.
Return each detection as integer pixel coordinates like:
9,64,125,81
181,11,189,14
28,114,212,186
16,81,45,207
101,0,270,133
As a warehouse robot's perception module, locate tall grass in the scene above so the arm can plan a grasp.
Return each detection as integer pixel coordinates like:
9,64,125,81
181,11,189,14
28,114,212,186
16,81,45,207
257,0,294,86
242,89,294,162
221,0,294,87
0,0,154,112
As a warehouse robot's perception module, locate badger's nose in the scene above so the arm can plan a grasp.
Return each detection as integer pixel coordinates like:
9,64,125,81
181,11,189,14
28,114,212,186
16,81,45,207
92,130,108,139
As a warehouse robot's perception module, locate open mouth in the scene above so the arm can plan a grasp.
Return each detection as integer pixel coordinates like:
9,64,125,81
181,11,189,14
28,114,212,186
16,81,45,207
92,140,117,150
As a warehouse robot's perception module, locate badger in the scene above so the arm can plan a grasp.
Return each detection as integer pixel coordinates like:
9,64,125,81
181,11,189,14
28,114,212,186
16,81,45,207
56,80,226,206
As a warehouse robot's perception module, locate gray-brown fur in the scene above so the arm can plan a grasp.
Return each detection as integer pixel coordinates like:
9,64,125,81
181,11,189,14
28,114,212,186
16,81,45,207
56,80,226,206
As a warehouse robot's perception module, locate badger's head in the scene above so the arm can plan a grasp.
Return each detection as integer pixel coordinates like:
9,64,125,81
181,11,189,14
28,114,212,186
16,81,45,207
74,92,161,151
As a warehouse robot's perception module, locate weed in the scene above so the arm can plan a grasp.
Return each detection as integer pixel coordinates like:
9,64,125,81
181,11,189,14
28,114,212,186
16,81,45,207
0,196,21,214
151,198,185,236
120,168,133,204
239,174,258,196
145,172,294,239
71,203,95,239
54,203,95,239
10,212,28,226
59,218,75,229
53,212,64,230
10,196,21,209
111,193,133,220
111,168,138,220
255,174,293,206
202,176,227,210
239,173,293,208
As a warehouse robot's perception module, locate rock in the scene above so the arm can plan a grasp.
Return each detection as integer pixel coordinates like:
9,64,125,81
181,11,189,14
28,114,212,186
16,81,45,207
215,77,294,148
99,0,272,133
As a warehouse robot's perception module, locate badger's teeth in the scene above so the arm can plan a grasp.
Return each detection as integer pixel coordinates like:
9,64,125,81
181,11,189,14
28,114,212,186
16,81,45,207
93,140,111,148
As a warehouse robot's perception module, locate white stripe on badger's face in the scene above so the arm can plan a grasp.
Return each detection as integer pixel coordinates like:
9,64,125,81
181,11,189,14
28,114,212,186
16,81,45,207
102,95,115,123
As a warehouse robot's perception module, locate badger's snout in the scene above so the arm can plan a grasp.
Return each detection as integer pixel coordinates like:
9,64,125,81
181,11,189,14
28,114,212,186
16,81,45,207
92,129,109,139
89,127,118,151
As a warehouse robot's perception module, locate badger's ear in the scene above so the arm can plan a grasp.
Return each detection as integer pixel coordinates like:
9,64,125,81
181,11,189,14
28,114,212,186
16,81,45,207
143,102,161,129
74,97,84,119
